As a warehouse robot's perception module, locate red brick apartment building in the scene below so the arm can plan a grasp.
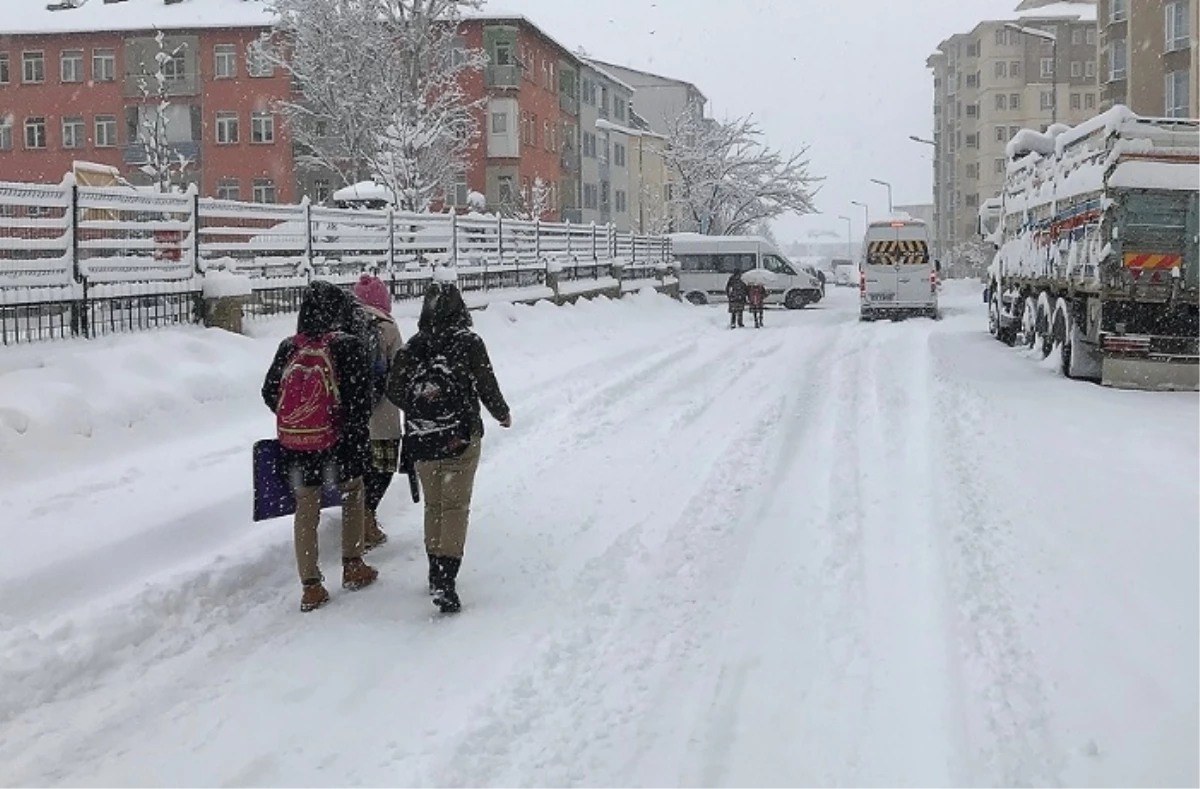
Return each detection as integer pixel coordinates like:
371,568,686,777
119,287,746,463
0,0,299,202
458,13,583,221
0,1,590,219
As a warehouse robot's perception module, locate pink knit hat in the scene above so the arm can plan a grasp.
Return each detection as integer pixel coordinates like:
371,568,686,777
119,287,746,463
354,274,391,314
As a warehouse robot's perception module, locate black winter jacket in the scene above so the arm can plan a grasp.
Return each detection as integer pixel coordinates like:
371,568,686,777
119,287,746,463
261,281,373,482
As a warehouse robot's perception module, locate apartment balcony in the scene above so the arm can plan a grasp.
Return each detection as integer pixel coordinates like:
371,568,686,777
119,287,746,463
486,65,521,89
561,147,579,172
560,93,580,116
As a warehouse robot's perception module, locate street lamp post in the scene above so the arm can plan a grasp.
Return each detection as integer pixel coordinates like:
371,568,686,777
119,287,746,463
1006,22,1058,126
837,215,853,259
851,200,869,229
869,178,893,214
908,134,942,261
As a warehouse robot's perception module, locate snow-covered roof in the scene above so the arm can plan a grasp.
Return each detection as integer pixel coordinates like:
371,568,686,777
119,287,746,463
579,58,636,95
594,118,667,140
1015,1,1098,22
0,0,275,35
584,58,708,103
460,9,582,66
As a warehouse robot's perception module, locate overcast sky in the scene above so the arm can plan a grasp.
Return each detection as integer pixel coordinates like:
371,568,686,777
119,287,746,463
494,0,1030,243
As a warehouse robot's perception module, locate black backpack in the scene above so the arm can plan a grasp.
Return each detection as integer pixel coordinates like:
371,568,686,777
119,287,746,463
401,332,474,462
348,305,387,405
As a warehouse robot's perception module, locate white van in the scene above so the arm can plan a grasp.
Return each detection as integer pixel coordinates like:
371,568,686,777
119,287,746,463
670,233,824,309
859,217,940,320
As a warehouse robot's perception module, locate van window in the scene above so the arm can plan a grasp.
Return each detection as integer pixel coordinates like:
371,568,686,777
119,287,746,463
677,253,755,273
866,239,930,265
763,254,796,275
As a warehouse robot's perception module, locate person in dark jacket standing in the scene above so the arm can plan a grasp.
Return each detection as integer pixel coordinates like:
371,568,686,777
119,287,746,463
262,280,379,612
726,270,748,329
386,279,511,614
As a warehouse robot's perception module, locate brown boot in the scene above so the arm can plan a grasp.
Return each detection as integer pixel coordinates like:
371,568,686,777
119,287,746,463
342,557,379,591
300,580,330,613
363,511,388,553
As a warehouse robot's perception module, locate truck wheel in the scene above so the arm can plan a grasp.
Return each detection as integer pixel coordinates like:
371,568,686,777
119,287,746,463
1052,297,1073,377
685,291,708,306
1036,293,1054,359
785,290,806,310
1021,297,1038,349
988,295,1001,337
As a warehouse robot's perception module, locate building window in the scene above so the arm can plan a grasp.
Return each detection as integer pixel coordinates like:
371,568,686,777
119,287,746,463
614,142,626,166
162,50,186,82
995,61,1007,78
1071,61,1082,78
1166,70,1190,117
1070,92,1081,110
1111,0,1128,22
214,44,237,79
1072,29,1083,45
216,177,240,201
583,183,598,210
1041,91,1055,110
498,174,515,205
94,115,117,147
24,117,46,149
1085,92,1096,109
61,116,84,148
1086,28,1097,45
247,42,274,77
995,125,1008,142
22,51,45,83
614,97,627,123
251,112,275,144
995,93,1008,110
966,163,979,179
446,171,467,207
995,28,1006,46
966,133,978,148
0,52,8,84
491,111,507,134
252,178,276,203
312,179,331,204
0,117,12,151
966,103,979,118
60,50,83,83
1011,60,1022,78
543,120,551,151
966,193,979,207
1040,58,1055,78
1009,125,1021,139
1010,93,1021,110
1085,60,1096,78
92,48,115,81
216,111,239,144
615,190,626,213
1166,2,1190,51
1110,38,1127,81
966,72,978,88
966,41,979,57
995,158,1006,174
493,40,512,66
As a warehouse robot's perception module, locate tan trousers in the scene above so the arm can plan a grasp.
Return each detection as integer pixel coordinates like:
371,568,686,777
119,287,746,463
294,476,365,583
416,439,482,559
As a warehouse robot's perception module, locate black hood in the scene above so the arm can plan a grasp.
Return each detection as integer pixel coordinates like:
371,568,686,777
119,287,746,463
417,282,472,335
296,280,352,337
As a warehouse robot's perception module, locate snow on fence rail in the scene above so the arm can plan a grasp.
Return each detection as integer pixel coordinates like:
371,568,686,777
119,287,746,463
0,177,672,345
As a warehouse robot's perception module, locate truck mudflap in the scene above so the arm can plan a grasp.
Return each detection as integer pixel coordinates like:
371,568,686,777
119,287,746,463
1101,357,1199,391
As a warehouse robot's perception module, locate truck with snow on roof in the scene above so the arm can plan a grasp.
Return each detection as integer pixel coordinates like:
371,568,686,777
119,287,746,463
979,106,1199,391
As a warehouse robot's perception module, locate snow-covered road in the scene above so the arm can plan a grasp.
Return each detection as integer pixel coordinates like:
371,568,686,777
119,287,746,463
1,284,1196,787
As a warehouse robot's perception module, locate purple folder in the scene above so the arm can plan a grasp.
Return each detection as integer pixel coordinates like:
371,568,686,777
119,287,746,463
252,439,342,522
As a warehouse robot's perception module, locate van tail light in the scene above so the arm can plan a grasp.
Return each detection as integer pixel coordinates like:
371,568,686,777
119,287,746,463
930,270,938,294
859,272,867,294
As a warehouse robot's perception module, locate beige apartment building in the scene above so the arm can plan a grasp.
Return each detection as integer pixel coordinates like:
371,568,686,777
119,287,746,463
1098,0,1197,116
927,1,1100,255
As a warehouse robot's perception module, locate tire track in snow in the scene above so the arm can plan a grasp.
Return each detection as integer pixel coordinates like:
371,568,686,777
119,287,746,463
930,362,1065,787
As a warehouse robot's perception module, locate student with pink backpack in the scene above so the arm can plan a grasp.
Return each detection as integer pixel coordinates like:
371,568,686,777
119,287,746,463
262,280,379,612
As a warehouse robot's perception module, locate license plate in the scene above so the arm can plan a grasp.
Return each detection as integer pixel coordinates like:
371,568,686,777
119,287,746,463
869,293,894,301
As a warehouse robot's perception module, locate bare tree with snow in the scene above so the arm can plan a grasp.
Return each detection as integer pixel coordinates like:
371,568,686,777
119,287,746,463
665,113,819,236
135,31,194,193
507,176,553,221
263,0,485,213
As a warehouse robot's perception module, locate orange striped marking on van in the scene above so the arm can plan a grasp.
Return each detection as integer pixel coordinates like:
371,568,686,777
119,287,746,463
1124,253,1182,270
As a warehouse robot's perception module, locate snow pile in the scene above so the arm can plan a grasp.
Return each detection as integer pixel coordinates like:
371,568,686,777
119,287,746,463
201,268,253,299
741,269,778,286
432,264,459,284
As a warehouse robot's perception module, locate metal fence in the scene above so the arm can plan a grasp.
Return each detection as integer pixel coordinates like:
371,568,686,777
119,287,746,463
0,177,673,345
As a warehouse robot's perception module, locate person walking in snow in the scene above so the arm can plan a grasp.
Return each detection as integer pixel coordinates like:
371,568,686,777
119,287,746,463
386,278,511,614
747,279,767,328
725,270,748,329
351,274,405,552
262,280,379,612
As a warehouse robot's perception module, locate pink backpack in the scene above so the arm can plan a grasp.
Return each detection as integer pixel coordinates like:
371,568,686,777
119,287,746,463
276,334,342,451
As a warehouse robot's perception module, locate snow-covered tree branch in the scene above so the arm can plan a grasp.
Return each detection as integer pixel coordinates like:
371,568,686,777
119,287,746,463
263,0,485,212
135,30,193,193
665,113,820,236
506,176,552,221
